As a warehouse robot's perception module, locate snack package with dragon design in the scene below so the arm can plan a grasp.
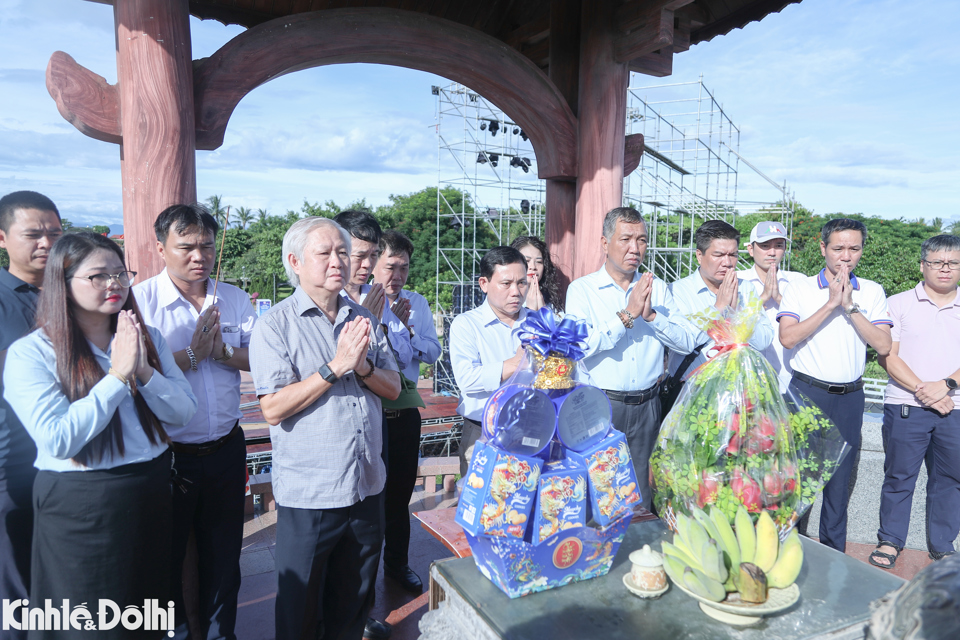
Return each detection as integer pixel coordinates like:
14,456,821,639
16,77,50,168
529,459,588,545
466,510,631,598
455,440,542,538
565,430,641,527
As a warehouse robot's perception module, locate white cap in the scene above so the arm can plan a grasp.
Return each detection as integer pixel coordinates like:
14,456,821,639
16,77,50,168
748,221,789,244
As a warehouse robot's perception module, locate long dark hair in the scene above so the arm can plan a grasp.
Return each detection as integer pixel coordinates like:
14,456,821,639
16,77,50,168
511,236,564,312
35,232,168,465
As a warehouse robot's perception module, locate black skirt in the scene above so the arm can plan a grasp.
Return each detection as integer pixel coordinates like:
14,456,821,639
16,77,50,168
30,450,172,639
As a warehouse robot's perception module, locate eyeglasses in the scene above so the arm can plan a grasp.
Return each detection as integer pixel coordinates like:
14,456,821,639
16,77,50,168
922,260,960,271
73,271,137,290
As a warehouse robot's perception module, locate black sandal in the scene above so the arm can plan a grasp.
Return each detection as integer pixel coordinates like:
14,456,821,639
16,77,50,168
869,540,902,570
929,549,956,561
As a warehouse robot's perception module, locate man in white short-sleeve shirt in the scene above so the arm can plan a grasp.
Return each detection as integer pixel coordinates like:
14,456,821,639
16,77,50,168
738,221,807,391
778,218,892,552
134,204,256,640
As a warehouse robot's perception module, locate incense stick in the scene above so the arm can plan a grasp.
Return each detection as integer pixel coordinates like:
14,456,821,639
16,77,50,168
212,206,231,303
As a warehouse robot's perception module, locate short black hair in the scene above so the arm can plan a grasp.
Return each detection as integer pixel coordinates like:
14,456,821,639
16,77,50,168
480,246,527,280
820,218,867,245
380,230,414,260
695,219,740,253
0,191,60,232
333,210,382,245
154,204,220,243
920,234,960,261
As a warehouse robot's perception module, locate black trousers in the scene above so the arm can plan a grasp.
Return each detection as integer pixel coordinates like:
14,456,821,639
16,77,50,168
169,428,246,640
608,394,662,511
30,451,172,640
789,376,864,552
274,492,384,640
383,409,422,569
0,466,36,640
458,417,483,478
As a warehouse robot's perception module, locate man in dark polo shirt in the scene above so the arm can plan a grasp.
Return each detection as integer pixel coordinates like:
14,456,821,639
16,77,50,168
0,191,62,631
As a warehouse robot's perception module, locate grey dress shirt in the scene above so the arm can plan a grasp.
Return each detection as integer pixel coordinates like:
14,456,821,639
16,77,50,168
249,287,398,510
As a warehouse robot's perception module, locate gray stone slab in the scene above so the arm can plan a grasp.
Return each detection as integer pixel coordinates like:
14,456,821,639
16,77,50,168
240,548,275,577
803,415,960,553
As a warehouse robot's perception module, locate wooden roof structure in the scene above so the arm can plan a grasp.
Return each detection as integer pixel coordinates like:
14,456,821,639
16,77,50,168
186,0,799,74
60,0,800,281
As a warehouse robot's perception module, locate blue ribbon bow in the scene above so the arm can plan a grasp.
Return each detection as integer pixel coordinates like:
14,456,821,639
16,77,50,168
517,308,589,361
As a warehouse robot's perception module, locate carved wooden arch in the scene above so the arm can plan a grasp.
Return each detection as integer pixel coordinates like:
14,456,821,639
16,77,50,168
192,8,578,180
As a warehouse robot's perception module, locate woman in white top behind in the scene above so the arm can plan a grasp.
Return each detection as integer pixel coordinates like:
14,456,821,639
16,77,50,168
3,232,196,639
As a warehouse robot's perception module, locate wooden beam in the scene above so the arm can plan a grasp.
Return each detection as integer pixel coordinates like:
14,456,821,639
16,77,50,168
46,51,122,145
629,46,674,78
504,12,551,49
615,0,694,33
193,8,579,179
623,133,644,175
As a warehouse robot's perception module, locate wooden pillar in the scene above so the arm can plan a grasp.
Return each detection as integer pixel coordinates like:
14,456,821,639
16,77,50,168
115,0,197,280
573,0,629,279
546,0,581,296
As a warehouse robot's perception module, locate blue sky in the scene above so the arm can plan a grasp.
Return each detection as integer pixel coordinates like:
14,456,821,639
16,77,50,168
1,0,957,229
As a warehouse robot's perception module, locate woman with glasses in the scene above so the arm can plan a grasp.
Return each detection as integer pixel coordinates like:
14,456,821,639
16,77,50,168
3,232,197,638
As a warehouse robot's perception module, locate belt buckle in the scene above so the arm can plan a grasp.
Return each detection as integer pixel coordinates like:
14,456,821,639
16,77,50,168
624,394,641,405
827,384,845,395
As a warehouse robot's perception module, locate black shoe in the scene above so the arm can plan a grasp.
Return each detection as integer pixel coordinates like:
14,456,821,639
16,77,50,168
384,564,424,593
363,617,392,640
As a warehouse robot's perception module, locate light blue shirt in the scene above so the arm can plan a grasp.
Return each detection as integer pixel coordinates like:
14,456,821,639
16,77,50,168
449,299,527,421
668,269,775,376
382,289,441,381
565,267,697,391
3,326,197,472
349,286,414,375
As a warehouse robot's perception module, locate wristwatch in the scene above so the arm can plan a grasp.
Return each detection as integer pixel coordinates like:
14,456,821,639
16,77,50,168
318,362,339,384
844,303,862,315
214,343,234,362
946,378,958,390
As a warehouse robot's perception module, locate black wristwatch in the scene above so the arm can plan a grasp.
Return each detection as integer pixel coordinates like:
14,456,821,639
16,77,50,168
946,378,958,391
319,362,339,384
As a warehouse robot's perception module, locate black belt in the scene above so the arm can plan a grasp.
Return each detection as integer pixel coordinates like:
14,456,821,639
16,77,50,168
384,409,401,420
603,382,660,405
792,371,864,395
171,422,241,457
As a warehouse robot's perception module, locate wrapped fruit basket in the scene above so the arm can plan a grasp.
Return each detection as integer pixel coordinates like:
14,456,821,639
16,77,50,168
650,298,851,538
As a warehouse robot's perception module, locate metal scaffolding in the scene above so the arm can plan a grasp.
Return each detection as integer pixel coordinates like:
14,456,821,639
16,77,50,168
433,82,545,395
625,76,796,280
431,76,795,396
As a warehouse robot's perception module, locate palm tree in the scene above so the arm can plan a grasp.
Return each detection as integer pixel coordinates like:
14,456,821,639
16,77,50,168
257,208,269,225
206,195,228,228
236,206,253,230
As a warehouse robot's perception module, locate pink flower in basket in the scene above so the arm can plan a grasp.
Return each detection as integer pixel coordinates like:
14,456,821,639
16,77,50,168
697,470,721,508
731,468,762,513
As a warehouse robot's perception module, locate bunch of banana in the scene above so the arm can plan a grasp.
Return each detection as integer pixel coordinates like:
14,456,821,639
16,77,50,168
661,505,803,604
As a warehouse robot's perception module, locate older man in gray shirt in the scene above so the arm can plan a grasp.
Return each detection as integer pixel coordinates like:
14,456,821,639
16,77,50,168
250,217,400,640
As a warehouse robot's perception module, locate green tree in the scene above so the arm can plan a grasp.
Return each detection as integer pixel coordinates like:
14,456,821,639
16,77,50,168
92,225,110,235
206,195,228,228
256,208,269,225
235,206,253,230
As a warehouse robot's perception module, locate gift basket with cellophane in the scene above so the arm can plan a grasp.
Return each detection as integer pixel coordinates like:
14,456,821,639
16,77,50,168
455,309,640,598
650,297,852,539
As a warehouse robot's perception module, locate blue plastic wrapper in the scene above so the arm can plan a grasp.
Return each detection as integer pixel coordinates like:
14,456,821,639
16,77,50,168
482,384,557,457
550,384,612,452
